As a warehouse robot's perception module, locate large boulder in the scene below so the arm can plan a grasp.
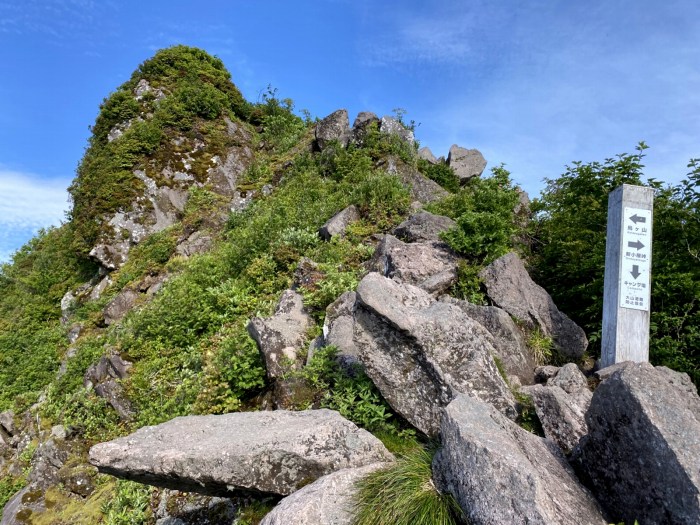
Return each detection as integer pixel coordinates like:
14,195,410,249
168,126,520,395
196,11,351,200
379,116,415,145
433,395,607,525
153,489,238,525
353,273,517,436
247,290,313,379
103,288,139,325
380,156,449,204
573,362,700,524
479,252,588,360
89,409,393,497
392,211,456,243
369,234,458,296
84,353,134,421
315,109,351,150
447,145,487,183
351,111,379,146
319,205,360,241
260,463,386,525
444,297,536,385
417,146,438,164
323,291,360,368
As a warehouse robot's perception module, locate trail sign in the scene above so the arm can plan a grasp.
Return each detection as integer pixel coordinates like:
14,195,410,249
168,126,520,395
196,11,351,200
601,185,654,368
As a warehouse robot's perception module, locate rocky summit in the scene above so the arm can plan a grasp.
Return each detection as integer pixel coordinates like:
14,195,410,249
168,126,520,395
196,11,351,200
1,44,699,525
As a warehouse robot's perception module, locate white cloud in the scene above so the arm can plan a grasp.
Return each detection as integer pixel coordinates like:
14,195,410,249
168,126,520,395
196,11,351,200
0,170,71,262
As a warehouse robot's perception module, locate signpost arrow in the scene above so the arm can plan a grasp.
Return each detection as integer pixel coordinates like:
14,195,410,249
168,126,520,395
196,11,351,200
630,214,647,224
630,265,641,279
627,239,645,250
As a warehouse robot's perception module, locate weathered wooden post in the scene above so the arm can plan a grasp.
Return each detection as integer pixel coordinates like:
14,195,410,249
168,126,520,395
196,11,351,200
601,184,654,367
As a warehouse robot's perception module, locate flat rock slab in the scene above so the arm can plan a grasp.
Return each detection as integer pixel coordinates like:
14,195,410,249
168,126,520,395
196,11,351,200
433,395,607,525
260,463,386,525
574,362,700,524
393,211,456,243
89,409,393,497
353,273,517,436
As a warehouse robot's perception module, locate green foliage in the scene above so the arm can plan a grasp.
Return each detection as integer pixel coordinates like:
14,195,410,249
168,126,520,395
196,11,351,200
352,447,464,525
530,144,700,382
302,347,413,436
235,499,279,525
430,165,520,266
513,391,545,436
450,260,487,304
417,159,460,193
0,475,27,508
256,86,308,153
527,327,556,366
101,479,152,525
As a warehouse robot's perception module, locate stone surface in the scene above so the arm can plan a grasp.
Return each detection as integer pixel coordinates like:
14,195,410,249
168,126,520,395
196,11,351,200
315,109,351,150
447,145,487,183
351,111,379,145
417,146,438,164
84,354,134,421
0,411,15,436
433,395,607,525
548,363,589,394
381,156,449,204
104,288,139,325
521,384,591,453
369,234,458,295
535,365,560,383
445,297,535,385
292,258,325,291
247,290,313,379
323,291,360,368
319,205,360,241
89,409,393,496
205,118,254,197
480,252,588,360
154,489,238,525
573,362,700,524
260,463,386,525
176,231,212,258
379,116,415,144
1,486,47,525
392,211,456,243
353,273,517,436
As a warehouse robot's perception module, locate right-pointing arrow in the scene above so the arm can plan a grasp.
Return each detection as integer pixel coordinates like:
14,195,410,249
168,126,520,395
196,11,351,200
628,240,645,250
630,265,641,279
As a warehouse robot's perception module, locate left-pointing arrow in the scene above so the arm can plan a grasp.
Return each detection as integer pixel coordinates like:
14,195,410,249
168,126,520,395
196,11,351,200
630,265,641,279
628,240,645,250
630,214,647,224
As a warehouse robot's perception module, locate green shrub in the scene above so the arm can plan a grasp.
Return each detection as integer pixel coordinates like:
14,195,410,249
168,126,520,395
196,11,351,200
101,479,152,525
352,447,464,525
0,475,26,508
417,159,460,193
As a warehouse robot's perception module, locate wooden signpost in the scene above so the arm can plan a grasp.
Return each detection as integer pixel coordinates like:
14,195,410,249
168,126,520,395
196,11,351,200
601,184,654,368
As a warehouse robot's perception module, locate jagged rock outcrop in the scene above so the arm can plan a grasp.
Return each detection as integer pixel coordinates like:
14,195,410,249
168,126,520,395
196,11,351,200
417,146,438,164
89,409,393,496
260,463,386,525
315,109,351,150
176,231,213,258
319,205,360,241
447,144,487,183
353,273,517,436
84,353,134,421
379,116,415,144
380,156,449,204
444,297,536,385
247,290,313,379
350,111,379,146
480,252,588,360
573,362,700,524
103,288,139,325
153,489,239,525
369,234,458,295
392,211,456,243
433,395,607,525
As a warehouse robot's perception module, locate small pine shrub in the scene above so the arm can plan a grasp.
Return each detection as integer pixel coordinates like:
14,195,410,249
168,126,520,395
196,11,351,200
352,447,464,525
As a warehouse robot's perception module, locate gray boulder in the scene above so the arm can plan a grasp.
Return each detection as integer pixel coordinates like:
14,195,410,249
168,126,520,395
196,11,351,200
445,297,535,385
248,290,313,379
549,363,589,394
319,205,360,241
1,486,47,525
521,384,591,453
447,145,487,183
89,409,393,496
573,362,700,524
379,116,415,145
104,288,139,325
260,463,386,525
0,411,15,436
380,156,448,204
323,291,360,368
351,111,379,145
315,109,351,150
353,273,517,436
393,211,456,243
433,395,607,525
480,252,588,360
176,231,212,258
84,354,135,421
369,234,458,296
417,146,438,164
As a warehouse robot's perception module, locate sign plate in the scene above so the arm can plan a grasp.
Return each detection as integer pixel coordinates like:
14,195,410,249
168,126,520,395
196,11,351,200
620,207,651,311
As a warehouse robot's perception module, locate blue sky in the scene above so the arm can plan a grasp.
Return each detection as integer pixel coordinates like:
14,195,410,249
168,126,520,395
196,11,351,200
1,0,699,262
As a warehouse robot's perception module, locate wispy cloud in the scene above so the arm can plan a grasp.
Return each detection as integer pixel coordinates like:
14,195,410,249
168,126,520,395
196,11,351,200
0,170,71,262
